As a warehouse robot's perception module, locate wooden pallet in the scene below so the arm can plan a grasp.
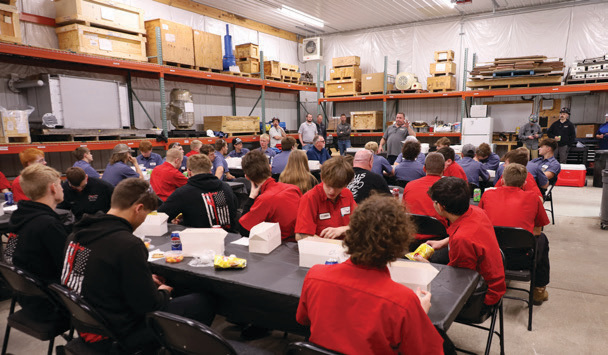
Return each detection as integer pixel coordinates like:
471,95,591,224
325,93,360,98
280,63,298,71
466,75,563,89
566,77,608,84
164,61,194,69
224,131,258,137
31,128,152,142
429,88,456,93
222,71,255,77
299,81,316,86
281,77,299,83
359,91,384,96
351,129,382,133
195,66,222,73
0,135,30,144
265,76,281,81
236,57,259,62
389,89,427,94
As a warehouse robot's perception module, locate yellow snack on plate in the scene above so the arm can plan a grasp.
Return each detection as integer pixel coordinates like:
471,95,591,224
214,255,247,269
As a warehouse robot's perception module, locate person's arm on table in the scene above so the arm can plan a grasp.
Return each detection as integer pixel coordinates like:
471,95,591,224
416,288,432,314
157,194,181,224
319,226,349,239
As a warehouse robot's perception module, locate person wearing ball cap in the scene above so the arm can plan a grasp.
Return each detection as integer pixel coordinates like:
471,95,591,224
519,113,543,159
547,107,576,163
227,137,250,158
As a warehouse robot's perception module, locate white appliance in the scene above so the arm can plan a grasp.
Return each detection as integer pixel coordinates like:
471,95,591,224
461,117,493,147
302,37,322,61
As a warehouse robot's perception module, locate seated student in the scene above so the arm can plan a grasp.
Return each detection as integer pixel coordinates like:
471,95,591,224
0,170,10,193
167,142,188,172
58,167,114,220
238,150,302,241
479,163,551,305
426,177,506,308
457,143,489,187
279,150,318,194
295,156,356,240
228,137,250,158
364,141,393,177
393,136,426,165
136,140,163,169
102,144,144,186
476,142,501,171
150,147,188,202
5,164,68,321
494,149,543,198
271,136,296,175
213,139,236,181
435,137,460,161
306,135,332,164
394,140,425,183
347,149,390,203
528,138,561,187
256,134,276,158
72,147,100,179
186,139,202,157
12,148,46,202
296,195,442,354
159,154,237,230
437,147,467,181
61,178,215,353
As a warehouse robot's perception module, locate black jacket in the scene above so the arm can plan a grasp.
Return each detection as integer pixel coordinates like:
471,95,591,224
158,173,237,230
347,167,391,203
57,177,113,220
547,119,576,146
62,212,170,336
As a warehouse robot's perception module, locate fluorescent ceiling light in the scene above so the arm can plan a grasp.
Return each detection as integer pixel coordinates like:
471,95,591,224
277,5,324,28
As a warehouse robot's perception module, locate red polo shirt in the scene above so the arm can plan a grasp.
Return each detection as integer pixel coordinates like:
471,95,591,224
295,183,357,238
297,259,443,354
150,162,188,201
239,178,302,241
402,175,448,240
479,186,549,233
444,162,467,181
11,175,29,202
494,172,542,198
185,150,199,157
448,206,506,305
0,172,10,191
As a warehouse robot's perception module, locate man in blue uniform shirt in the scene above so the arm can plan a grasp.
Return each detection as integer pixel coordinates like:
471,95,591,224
272,137,296,175
306,135,332,164
136,141,163,169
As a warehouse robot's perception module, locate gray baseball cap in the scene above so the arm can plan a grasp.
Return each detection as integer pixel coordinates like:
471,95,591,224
112,143,132,154
462,144,476,156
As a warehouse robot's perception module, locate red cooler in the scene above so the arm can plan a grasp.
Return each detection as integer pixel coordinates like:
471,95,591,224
556,164,587,187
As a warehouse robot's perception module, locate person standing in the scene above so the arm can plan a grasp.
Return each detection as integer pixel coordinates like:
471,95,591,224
336,114,351,156
268,117,286,148
379,112,416,164
519,114,543,159
136,140,163,170
547,107,576,163
315,114,327,141
72,147,100,179
595,113,608,150
298,114,317,151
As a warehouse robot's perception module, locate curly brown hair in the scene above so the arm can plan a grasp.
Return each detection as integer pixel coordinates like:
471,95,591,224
344,195,415,269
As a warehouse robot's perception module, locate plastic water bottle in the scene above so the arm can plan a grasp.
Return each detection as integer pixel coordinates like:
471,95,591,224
325,250,339,265
171,232,182,251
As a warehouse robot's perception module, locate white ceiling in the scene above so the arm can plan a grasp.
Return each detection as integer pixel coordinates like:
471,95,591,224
193,0,578,36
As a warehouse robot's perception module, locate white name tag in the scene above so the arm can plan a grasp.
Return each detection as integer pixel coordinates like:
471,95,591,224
340,206,350,217
150,162,156,166
319,213,331,220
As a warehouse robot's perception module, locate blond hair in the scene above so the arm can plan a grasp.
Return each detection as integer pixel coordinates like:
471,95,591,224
503,163,527,187
364,141,379,154
165,147,183,162
279,150,318,194
187,154,212,175
190,139,202,150
20,164,61,200
260,133,270,142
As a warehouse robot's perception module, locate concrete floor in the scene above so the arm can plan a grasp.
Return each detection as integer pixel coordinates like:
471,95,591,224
1,177,607,354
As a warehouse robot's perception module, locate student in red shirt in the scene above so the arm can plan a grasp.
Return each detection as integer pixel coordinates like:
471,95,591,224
238,150,302,241
295,156,356,240
0,171,10,192
186,139,202,157
494,148,543,199
12,148,47,202
297,195,443,355
479,163,551,305
150,148,188,201
437,147,467,181
426,177,506,308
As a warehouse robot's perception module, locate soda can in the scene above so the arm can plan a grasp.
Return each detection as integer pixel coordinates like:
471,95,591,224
392,188,400,199
473,188,481,202
171,232,182,251
4,191,14,206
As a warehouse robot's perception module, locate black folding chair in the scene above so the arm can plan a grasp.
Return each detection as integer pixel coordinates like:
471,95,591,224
494,226,538,331
286,341,343,355
0,262,73,355
543,181,556,225
407,214,449,239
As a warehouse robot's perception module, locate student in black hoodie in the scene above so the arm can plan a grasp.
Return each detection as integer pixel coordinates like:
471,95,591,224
5,164,68,321
61,178,215,352
158,153,237,230
57,167,114,220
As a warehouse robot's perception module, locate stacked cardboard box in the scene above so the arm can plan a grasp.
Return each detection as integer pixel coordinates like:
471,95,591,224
325,56,361,97
427,50,457,92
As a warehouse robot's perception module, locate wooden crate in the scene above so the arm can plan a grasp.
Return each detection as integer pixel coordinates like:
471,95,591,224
324,79,361,97
350,111,383,131
54,0,145,35
204,116,259,134
56,24,147,61
235,43,259,60
1,109,31,144
264,60,281,78
237,59,260,74
332,56,360,68
430,61,457,75
434,50,455,62
361,73,395,93
145,19,194,67
427,75,456,92
0,4,21,44
280,63,298,72
281,69,301,80
329,66,361,80
193,30,222,71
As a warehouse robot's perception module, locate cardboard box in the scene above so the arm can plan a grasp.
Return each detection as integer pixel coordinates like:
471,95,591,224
434,50,455,62
193,30,222,71
430,61,457,75
329,66,362,80
427,75,456,91
134,212,168,237
576,124,599,138
388,260,439,292
332,56,360,68
556,164,586,187
145,18,194,66
361,73,395,94
54,0,145,35
351,111,383,131
179,228,227,257
470,105,488,118
297,237,348,268
235,43,259,60
249,222,281,254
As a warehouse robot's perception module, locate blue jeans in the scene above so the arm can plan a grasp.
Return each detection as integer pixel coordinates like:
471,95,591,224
337,140,351,155
303,144,313,151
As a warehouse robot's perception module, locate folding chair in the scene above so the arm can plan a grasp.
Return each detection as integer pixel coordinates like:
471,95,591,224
543,181,556,225
286,341,343,355
407,214,448,239
0,262,72,355
494,226,538,331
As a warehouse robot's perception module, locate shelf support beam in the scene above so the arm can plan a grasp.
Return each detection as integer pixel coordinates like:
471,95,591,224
231,85,237,116
126,71,135,128
155,27,168,137
383,55,388,132
395,60,400,116
260,51,266,132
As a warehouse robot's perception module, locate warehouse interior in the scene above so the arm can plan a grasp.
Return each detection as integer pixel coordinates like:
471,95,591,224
1,0,608,353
